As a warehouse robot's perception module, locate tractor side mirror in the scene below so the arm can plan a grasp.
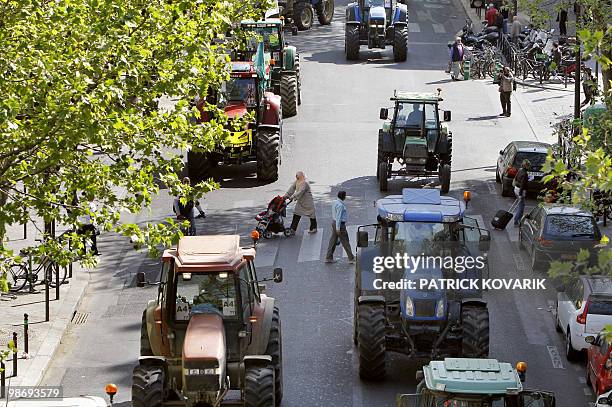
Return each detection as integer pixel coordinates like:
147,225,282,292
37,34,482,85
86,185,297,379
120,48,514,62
415,370,424,382
357,231,369,248
443,110,451,121
499,149,504,155
136,272,146,288
273,267,283,283
585,335,596,344
380,108,388,120
478,233,491,252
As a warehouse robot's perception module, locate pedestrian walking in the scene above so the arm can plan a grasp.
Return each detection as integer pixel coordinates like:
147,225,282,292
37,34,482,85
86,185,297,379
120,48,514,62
580,67,597,108
498,66,514,117
325,191,355,264
77,194,99,255
485,3,498,27
500,0,509,34
173,177,206,236
557,8,568,37
513,159,530,226
285,171,317,235
449,37,465,81
510,16,521,44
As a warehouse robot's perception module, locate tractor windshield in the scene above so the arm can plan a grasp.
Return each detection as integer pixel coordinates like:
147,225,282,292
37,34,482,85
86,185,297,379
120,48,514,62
174,272,238,320
366,0,386,7
222,77,257,106
246,26,281,52
395,102,438,129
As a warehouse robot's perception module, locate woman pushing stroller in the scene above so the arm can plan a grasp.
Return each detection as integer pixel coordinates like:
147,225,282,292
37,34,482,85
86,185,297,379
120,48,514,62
285,171,317,235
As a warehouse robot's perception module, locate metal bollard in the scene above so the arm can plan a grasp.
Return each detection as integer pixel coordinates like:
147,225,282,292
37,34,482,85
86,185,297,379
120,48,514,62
55,263,60,300
45,266,50,322
24,313,29,354
1,360,5,399
12,332,17,377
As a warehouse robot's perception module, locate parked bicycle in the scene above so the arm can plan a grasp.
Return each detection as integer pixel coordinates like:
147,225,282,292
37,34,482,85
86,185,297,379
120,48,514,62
9,248,68,292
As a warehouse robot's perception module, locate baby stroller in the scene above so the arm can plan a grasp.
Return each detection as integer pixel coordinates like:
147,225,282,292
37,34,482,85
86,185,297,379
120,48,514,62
255,195,292,239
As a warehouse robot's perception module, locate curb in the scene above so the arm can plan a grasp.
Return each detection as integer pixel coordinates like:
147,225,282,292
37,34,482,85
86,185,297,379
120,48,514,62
17,273,89,387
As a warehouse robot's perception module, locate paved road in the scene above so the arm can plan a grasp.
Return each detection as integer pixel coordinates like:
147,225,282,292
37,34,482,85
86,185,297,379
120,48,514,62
42,0,593,406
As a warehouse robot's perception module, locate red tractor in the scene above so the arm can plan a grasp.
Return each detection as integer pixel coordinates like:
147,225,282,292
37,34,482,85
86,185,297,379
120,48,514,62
188,60,282,183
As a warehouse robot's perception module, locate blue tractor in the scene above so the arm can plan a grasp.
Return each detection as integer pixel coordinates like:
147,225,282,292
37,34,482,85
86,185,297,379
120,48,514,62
353,189,492,380
345,0,409,61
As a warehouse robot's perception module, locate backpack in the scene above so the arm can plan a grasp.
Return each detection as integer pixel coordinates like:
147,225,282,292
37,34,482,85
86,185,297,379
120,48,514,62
177,199,194,217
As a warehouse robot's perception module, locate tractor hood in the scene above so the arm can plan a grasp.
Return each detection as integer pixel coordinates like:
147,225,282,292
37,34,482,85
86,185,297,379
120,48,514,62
182,312,226,365
400,266,445,320
369,6,387,23
377,189,466,223
224,102,249,119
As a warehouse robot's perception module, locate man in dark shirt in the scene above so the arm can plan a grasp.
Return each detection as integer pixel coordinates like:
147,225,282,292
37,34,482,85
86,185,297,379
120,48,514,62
513,160,530,226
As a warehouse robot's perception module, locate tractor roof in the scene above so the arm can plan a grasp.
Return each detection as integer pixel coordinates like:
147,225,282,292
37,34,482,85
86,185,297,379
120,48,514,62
240,19,282,26
231,61,255,72
423,358,523,395
162,236,255,272
391,91,442,103
377,189,465,223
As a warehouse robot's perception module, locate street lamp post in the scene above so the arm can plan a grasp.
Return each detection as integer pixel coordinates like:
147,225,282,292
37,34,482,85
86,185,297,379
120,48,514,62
573,4,581,122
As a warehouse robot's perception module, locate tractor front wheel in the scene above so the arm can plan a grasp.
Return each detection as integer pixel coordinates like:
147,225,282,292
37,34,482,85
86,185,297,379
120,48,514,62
244,366,276,407
378,161,389,191
393,26,408,62
294,2,314,31
345,25,360,60
439,163,451,194
461,306,490,358
265,306,283,406
280,74,298,118
256,130,281,182
316,0,335,25
132,364,165,407
358,303,386,380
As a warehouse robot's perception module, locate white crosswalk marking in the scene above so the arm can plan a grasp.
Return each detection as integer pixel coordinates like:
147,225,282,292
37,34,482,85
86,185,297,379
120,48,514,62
343,225,359,258
254,242,279,268
234,200,254,209
297,229,324,263
407,23,421,33
431,23,446,33
471,215,487,231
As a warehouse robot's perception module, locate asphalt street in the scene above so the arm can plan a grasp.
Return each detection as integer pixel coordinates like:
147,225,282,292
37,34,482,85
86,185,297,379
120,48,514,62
41,0,592,406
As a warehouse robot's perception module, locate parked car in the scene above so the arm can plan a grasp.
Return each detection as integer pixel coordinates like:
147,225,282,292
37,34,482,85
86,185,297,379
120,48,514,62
587,333,612,397
519,204,601,270
556,275,612,360
595,389,612,406
496,141,551,197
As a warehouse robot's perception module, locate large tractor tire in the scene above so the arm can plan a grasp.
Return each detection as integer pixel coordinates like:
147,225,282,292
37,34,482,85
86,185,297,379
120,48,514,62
461,306,490,358
345,25,360,60
439,163,451,194
187,150,212,184
376,132,384,181
293,2,314,31
256,130,280,181
393,26,408,62
244,366,275,407
357,303,386,380
280,74,298,118
140,311,153,356
294,56,302,105
132,364,165,407
265,306,283,406
378,161,389,191
316,0,334,25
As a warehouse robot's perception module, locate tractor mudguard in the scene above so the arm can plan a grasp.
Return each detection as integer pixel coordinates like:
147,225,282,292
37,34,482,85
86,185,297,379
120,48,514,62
262,93,281,125
392,3,408,25
282,45,297,71
358,295,386,305
381,130,395,153
436,135,450,154
144,300,171,357
138,356,168,371
243,355,273,370
346,2,361,23
247,295,276,355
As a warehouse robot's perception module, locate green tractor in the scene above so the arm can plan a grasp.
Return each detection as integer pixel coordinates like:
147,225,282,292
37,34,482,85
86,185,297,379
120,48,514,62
397,358,556,407
237,19,301,118
378,90,453,193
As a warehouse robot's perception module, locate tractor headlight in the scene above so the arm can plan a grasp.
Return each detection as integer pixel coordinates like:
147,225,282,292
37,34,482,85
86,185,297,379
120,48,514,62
406,157,427,164
442,215,460,223
386,213,404,221
404,296,414,317
436,300,445,318
184,367,221,376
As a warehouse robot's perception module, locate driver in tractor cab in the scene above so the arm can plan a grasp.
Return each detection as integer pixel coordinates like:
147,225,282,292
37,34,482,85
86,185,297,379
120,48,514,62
406,103,424,127
193,274,234,313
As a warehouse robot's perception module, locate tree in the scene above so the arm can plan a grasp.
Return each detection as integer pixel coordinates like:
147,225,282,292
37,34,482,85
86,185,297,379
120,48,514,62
0,0,270,288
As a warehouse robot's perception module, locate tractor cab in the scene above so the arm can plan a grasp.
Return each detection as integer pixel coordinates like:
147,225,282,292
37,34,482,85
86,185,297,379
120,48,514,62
397,358,556,407
240,20,286,57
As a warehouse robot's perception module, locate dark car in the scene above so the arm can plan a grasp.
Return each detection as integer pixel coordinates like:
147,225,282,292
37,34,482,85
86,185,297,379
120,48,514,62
496,141,552,197
519,204,601,270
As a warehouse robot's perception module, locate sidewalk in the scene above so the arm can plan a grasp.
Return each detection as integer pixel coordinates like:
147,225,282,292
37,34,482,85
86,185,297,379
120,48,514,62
1,220,91,390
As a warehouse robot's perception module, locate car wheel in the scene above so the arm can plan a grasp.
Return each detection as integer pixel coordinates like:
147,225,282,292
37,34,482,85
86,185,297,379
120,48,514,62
530,248,541,271
555,307,562,333
501,175,513,197
566,329,579,361
495,164,501,183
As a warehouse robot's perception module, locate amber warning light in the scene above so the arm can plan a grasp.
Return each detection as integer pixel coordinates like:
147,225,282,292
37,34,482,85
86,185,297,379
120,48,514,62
105,383,118,404
251,230,260,242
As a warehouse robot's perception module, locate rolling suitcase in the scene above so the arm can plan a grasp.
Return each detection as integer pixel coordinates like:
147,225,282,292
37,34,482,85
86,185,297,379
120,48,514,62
491,199,519,230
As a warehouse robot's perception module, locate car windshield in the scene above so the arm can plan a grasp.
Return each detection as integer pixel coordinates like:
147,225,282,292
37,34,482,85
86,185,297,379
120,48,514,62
175,272,237,320
395,102,437,128
246,26,280,51
544,214,597,239
222,77,257,105
513,151,548,169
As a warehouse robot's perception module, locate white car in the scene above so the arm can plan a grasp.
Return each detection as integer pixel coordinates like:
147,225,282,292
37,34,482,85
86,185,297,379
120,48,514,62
6,396,107,406
596,389,612,406
556,275,612,360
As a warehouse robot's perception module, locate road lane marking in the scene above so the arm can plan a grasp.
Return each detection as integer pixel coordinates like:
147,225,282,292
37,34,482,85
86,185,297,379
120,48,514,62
584,388,593,396
343,225,359,258
487,182,497,195
547,346,565,369
512,253,526,274
408,23,421,32
297,229,324,263
432,23,446,33
471,214,487,231
505,222,520,242
579,377,587,384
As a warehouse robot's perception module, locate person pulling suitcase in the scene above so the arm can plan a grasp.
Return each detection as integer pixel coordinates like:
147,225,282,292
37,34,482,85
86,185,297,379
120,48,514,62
491,159,530,230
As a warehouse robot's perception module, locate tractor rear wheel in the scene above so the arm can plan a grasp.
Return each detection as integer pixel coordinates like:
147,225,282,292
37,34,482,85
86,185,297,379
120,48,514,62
140,311,153,356
393,26,408,62
439,163,451,194
461,306,490,358
187,150,212,184
280,74,298,118
265,306,283,406
293,2,314,31
244,366,275,407
345,25,360,60
316,0,334,25
358,303,386,380
132,364,165,407
256,130,280,181
294,56,302,105
378,161,388,191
